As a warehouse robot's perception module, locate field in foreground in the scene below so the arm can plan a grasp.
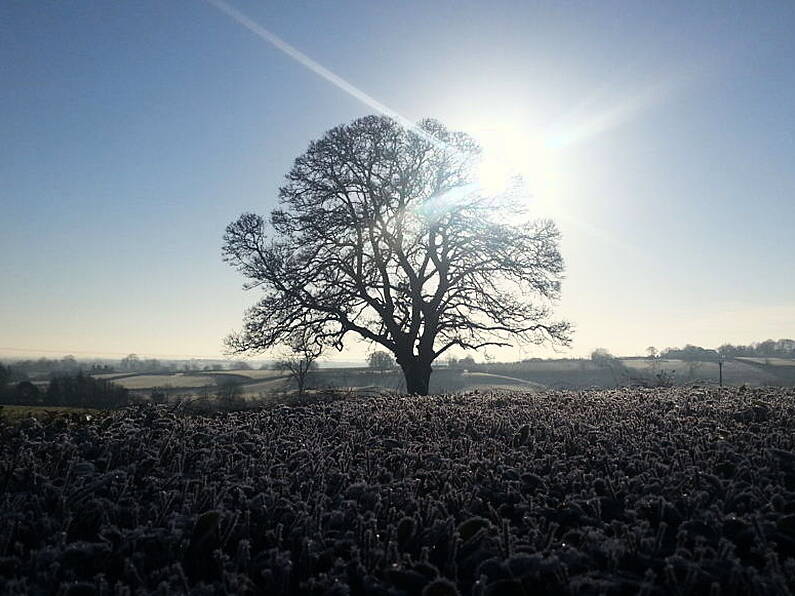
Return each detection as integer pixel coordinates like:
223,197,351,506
1,388,794,595
0,404,99,422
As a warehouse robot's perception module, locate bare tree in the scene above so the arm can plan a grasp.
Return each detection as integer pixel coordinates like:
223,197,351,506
272,332,322,397
223,115,570,395
590,348,615,366
120,353,139,372
591,348,622,386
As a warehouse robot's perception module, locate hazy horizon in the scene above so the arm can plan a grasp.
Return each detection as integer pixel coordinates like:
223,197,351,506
3,1,794,363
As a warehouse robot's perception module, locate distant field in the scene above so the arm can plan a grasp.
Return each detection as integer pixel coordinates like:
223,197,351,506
0,405,99,421
477,357,788,389
92,369,282,388
92,372,139,380
623,358,780,385
210,369,283,380
509,359,597,372
90,370,290,395
620,358,683,370
737,357,795,367
240,369,405,397
112,374,217,390
87,357,793,398
239,376,291,397
461,371,546,389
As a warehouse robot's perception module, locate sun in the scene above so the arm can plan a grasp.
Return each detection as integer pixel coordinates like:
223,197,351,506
470,123,560,216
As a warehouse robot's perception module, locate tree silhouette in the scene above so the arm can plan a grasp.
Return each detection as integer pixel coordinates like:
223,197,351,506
272,332,321,397
0,363,10,390
120,353,139,371
223,115,570,394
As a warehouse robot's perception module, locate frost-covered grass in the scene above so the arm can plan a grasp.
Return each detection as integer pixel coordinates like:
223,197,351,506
1,387,794,595
0,404,100,422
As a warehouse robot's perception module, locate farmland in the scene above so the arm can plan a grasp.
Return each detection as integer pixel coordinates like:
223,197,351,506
83,366,561,401
738,357,795,367
87,370,289,398
1,387,794,594
76,357,795,404
12,355,795,402
111,373,223,390
0,404,100,422
469,358,795,390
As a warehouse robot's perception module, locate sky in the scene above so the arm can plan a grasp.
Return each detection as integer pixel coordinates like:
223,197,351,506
1,0,794,363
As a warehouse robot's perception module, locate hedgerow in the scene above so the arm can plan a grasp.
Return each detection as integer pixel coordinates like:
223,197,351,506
1,387,794,595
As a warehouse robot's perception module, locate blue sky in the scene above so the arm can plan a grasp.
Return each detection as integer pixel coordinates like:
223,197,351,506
1,1,793,361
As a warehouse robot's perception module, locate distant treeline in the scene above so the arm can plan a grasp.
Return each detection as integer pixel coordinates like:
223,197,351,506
659,345,721,361
715,338,795,359
2,356,115,379
0,365,130,409
657,339,795,361
2,354,259,379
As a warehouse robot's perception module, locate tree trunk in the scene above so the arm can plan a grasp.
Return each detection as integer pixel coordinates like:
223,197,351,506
400,357,433,395
296,375,305,397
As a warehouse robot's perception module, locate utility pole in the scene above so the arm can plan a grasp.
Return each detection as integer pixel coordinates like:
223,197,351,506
718,358,724,387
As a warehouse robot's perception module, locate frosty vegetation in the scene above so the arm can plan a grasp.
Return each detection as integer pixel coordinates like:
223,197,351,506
1,387,794,594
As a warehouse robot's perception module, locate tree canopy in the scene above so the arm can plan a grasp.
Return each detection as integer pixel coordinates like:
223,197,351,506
223,115,570,394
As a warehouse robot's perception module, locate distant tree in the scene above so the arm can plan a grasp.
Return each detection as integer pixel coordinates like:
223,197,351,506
0,363,9,390
46,373,129,408
367,351,396,372
645,347,661,375
60,355,79,371
718,339,794,358
222,115,570,395
140,358,162,372
272,331,322,397
590,348,615,365
756,339,777,357
458,355,476,369
591,348,624,386
230,360,252,370
777,339,795,357
120,354,140,371
14,381,42,404
215,378,244,408
661,345,718,362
